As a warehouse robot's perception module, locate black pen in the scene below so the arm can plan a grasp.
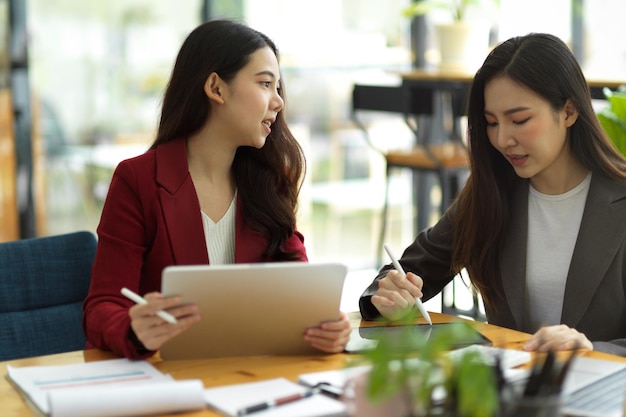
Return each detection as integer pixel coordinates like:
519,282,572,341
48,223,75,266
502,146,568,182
523,350,555,397
535,349,556,396
552,348,578,394
236,387,320,416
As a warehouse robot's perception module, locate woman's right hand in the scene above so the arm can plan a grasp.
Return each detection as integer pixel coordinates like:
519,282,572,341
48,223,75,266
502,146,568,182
370,270,425,321
128,292,201,351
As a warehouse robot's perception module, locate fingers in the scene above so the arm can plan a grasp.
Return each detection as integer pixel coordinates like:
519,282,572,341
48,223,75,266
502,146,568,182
379,271,423,299
371,271,424,320
128,292,201,351
523,325,593,352
304,313,352,353
371,294,413,321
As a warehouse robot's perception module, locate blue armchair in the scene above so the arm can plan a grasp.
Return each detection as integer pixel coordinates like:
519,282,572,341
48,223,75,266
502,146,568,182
0,231,96,361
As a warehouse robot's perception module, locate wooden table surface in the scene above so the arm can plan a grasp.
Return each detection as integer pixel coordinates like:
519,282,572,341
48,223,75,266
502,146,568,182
2,312,624,417
400,69,625,87
399,68,625,98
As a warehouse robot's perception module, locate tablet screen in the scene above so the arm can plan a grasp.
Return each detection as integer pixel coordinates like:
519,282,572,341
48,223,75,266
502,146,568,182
345,322,492,353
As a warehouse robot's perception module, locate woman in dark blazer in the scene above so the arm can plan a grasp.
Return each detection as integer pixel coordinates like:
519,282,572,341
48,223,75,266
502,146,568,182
359,33,626,356
84,20,351,359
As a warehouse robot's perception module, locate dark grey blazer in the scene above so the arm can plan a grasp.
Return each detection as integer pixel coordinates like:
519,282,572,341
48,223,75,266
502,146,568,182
360,174,626,356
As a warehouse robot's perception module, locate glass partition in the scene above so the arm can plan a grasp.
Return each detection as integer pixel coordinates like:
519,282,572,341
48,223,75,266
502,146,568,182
16,0,626,273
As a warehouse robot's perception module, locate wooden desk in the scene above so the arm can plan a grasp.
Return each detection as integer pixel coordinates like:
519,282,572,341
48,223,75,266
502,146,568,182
2,312,624,417
400,69,625,99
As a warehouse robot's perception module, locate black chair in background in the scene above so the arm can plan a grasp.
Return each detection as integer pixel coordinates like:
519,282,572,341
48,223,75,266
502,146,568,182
351,83,484,321
351,83,469,262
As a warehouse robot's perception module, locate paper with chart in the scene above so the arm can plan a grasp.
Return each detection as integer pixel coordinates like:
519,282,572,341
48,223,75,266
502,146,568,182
7,358,205,417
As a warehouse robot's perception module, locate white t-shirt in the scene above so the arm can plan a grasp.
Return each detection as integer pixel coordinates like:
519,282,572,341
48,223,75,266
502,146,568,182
525,173,591,331
201,193,236,265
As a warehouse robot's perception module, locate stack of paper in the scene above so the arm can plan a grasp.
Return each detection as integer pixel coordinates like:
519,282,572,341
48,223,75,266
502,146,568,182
7,358,205,417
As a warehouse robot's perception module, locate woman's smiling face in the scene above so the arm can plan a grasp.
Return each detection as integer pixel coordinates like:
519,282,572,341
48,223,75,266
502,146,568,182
219,46,284,149
484,75,580,194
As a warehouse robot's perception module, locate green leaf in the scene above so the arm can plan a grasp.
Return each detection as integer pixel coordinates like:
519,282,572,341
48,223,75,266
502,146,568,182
456,351,499,417
598,87,626,157
608,91,626,121
401,0,498,22
362,321,499,416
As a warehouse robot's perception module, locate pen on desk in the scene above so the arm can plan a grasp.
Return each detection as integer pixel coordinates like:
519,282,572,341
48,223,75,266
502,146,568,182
383,243,433,325
315,382,343,399
120,287,178,324
236,387,320,416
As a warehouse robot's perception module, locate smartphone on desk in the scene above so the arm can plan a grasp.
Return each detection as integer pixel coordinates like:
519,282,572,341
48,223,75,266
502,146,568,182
345,322,492,353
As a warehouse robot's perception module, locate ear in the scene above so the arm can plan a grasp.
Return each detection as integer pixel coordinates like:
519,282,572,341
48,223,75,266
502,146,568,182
563,99,579,128
204,72,225,104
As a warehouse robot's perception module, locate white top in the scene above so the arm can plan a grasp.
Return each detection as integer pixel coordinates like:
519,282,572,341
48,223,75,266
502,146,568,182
201,193,236,265
525,173,591,331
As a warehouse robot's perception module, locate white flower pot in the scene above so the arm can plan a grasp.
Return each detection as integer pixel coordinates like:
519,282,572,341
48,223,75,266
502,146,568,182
435,22,490,72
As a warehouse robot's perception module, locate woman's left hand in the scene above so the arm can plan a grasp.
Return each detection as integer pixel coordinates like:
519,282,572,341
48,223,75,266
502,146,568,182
304,312,352,353
523,324,593,352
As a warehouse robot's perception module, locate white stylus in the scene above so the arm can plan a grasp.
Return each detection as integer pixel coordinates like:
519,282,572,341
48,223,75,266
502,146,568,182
121,287,178,324
383,244,433,325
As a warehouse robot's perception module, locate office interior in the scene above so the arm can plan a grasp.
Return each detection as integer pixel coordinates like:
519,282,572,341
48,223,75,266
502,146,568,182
1,0,625,315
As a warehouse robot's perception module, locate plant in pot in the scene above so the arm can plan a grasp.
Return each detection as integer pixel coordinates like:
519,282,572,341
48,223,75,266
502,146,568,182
597,86,626,156
402,0,499,71
347,317,500,417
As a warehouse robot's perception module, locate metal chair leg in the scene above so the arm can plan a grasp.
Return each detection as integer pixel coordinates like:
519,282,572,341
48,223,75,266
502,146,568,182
376,165,392,267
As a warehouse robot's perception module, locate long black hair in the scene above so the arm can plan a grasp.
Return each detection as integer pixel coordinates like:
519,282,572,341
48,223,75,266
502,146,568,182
453,33,626,307
151,19,305,261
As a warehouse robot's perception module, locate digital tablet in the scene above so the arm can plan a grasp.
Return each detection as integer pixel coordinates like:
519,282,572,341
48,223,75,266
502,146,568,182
160,262,347,360
345,322,492,353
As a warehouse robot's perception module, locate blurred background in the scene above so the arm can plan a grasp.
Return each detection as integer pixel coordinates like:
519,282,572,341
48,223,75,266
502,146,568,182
1,0,625,313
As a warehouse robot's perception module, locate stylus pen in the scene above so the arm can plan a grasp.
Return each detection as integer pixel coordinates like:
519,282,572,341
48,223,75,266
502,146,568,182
236,387,320,416
120,287,178,324
383,244,433,325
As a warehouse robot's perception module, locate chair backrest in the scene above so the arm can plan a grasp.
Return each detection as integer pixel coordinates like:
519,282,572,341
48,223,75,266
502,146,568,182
0,231,96,361
351,83,469,126
352,82,471,148
351,84,433,115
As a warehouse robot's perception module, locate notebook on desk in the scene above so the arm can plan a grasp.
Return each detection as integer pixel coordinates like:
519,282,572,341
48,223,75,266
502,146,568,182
159,262,347,360
560,356,626,417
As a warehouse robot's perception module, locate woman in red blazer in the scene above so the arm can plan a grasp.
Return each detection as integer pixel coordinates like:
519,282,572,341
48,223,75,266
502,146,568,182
83,20,351,359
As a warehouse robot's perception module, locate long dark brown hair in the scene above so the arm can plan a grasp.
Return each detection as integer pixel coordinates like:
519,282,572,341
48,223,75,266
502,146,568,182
150,19,305,261
452,33,626,308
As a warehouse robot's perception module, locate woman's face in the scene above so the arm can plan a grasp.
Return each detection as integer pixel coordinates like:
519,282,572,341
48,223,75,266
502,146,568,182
484,75,579,194
219,46,284,149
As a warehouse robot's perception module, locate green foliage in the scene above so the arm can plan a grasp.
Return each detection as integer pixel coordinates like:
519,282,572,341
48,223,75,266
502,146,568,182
360,318,499,417
598,87,626,157
402,0,499,22
453,350,499,417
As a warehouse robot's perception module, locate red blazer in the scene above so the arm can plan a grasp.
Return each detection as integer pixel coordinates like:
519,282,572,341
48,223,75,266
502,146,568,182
83,138,307,358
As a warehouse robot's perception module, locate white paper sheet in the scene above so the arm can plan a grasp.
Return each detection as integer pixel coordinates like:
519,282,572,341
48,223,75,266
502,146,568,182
48,379,205,417
204,377,347,417
297,365,371,390
7,358,205,417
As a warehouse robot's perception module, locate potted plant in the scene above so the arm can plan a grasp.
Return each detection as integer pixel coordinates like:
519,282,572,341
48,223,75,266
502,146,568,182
346,318,500,417
402,0,498,22
402,0,499,72
597,86,626,157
